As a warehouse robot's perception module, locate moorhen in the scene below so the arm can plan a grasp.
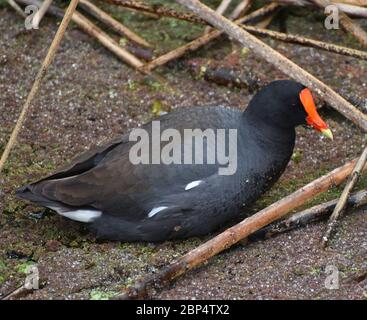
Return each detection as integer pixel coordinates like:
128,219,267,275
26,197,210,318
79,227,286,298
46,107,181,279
16,80,333,242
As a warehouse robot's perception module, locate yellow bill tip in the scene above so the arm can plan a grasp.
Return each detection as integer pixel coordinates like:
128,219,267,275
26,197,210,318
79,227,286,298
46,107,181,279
321,128,333,141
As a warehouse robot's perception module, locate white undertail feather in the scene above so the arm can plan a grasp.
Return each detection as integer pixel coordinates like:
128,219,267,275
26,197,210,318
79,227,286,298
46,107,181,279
50,207,102,223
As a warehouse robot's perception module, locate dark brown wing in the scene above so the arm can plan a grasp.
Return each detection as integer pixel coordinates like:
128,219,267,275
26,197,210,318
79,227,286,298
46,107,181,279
19,107,241,218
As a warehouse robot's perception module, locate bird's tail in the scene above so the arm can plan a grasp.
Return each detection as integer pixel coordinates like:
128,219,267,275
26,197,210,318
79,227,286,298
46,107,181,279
15,184,56,208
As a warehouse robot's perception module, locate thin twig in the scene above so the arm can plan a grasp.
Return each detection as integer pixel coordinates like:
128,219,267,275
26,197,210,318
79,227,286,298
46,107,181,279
254,10,277,28
271,0,367,18
115,158,367,299
32,0,53,28
252,189,367,240
228,6,277,60
0,0,80,174
176,0,367,131
72,11,144,67
78,0,151,48
336,2,367,16
229,0,252,20
241,25,367,60
105,0,209,24
7,0,26,18
1,285,33,300
333,0,367,6
141,3,281,72
321,146,367,247
17,0,172,89
204,0,232,34
212,0,232,15
16,0,144,69
141,4,367,73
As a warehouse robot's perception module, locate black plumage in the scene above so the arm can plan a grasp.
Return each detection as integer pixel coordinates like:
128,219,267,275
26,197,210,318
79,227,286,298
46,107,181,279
17,80,321,242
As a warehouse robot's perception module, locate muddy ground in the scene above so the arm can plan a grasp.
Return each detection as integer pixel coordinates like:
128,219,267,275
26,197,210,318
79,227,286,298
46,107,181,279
0,1,367,300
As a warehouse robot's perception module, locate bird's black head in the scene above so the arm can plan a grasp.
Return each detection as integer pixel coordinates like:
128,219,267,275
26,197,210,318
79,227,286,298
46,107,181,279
245,80,332,139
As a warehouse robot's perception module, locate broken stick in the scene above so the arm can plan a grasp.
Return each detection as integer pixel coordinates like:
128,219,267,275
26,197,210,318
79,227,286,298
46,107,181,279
176,0,367,132
252,189,367,240
115,158,367,299
241,25,367,61
78,0,151,48
337,2,367,16
72,11,144,68
32,0,53,28
333,0,367,6
321,146,367,247
0,0,80,173
1,285,34,300
254,9,277,29
204,0,232,34
106,0,209,25
141,3,281,72
229,0,252,20
7,0,26,18
16,0,144,69
273,0,367,19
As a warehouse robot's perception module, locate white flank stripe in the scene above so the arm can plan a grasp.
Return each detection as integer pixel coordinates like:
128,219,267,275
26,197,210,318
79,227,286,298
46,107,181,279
185,180,203,191
148,206,168,218
52,208,102,223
